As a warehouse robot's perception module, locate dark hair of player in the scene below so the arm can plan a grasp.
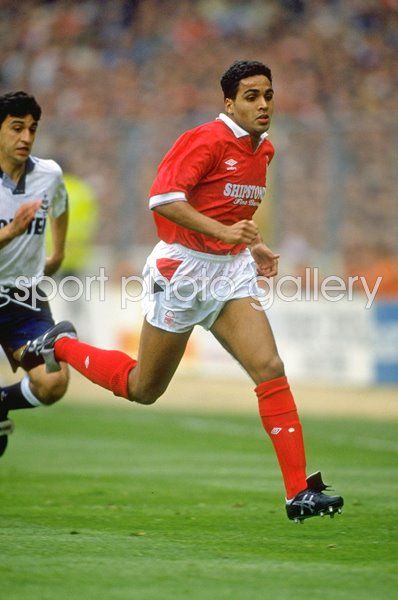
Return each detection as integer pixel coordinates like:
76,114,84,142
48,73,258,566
220,60,273,100
0,91,42,126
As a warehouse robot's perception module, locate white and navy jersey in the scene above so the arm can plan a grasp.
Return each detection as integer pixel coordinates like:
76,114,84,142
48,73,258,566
0,156,67,288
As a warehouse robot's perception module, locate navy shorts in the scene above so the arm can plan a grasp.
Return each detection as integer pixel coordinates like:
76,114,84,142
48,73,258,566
0,287,55,371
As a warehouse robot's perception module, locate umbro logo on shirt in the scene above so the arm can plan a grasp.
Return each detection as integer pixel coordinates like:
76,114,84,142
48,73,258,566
225,158,238,171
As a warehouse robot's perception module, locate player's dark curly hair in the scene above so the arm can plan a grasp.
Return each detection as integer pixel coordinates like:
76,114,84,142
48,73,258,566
220,60,272,99
0,91,42,126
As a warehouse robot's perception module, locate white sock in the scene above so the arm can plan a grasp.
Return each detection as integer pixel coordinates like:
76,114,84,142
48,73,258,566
21,375,44,407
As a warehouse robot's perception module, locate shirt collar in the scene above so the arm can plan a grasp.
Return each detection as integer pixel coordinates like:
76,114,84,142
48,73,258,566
0,156,35,194
25,156,35,173
217,113,268,141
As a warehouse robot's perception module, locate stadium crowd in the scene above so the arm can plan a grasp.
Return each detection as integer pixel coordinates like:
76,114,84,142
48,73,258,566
0,0,397,283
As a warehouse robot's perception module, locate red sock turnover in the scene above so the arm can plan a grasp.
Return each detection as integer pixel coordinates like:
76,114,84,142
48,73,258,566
256,375,307,499
55,338,136,399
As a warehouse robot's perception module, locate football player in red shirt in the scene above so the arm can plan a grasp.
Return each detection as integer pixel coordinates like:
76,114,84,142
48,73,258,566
22,61,343,522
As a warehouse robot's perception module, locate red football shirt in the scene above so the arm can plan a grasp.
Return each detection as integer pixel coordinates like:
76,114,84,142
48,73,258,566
149,113,274,255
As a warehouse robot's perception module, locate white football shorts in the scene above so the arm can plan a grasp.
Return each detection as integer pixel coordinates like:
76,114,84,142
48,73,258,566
142,241,263,333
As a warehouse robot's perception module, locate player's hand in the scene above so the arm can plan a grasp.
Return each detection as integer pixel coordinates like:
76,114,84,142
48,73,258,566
220,220,259,245
251,242,280,278
9,200,42,237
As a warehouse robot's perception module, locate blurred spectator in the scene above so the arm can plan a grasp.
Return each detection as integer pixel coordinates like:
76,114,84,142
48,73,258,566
344,242,398,299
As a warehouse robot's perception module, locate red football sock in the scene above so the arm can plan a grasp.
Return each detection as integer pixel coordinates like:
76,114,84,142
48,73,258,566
256,375,307,499
55,338,137,399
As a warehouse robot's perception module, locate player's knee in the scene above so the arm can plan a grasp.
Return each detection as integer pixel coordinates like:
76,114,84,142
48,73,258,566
30,370,70,405
135,394,159,405
258,354,285,383
127,382,164,405
128,390,159,405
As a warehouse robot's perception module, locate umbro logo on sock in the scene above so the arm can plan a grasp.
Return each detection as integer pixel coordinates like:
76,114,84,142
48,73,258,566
270,427,282,435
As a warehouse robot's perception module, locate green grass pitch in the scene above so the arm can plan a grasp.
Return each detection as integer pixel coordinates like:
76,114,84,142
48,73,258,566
1,400,397,600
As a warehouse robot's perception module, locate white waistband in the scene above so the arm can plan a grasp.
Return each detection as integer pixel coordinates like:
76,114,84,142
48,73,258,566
166,242,249,263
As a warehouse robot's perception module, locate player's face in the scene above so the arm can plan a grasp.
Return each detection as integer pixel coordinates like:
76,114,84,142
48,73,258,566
0,114,38,167
224,75,274,142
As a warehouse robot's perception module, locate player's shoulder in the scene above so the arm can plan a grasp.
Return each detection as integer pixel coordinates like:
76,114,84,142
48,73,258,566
29,156,63,177
264,137,275,161
196,119,227,136
174,120,228,154
179,118,225,140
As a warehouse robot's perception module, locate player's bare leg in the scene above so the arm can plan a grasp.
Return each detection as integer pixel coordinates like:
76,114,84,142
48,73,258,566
210,296,343,521
126,320,192,405
24,362,70,405
210,296,284,385
20,319,192,405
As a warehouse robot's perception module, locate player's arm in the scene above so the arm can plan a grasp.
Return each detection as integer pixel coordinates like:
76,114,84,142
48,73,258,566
151,129,260,244
153,200,260,245
250,234,279,277
0,200,41,249
45,208,68,275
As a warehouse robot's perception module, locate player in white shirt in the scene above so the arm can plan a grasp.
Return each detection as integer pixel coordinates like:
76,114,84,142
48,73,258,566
0,91,71,457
